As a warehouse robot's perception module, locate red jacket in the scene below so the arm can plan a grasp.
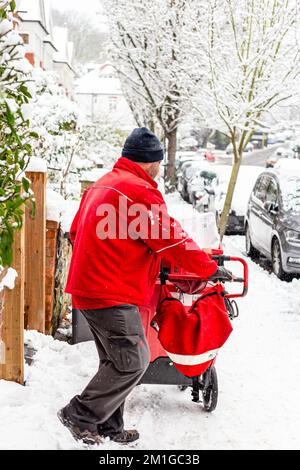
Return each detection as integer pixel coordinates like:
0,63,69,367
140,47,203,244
65,157,217,307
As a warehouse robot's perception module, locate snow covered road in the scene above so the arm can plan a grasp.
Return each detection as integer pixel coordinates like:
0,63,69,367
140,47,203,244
0,197,300,450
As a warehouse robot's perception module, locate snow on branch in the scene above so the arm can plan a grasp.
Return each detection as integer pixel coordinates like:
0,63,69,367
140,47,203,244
195,0,300,143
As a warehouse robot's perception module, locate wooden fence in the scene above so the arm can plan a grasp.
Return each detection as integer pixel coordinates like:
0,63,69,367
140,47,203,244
24,171,46,333
0,216,25,384
0,169,60,384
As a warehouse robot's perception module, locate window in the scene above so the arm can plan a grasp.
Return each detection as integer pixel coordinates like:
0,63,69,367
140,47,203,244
20,33,29,45
109,96,117,112
265,179,278,204
253,175,269,202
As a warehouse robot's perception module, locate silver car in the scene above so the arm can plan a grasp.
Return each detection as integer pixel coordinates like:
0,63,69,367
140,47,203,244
245,170,300,279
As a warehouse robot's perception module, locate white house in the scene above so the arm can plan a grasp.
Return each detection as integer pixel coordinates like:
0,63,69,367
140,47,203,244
18,0,56,70
17,0,75,97
75,63,135,130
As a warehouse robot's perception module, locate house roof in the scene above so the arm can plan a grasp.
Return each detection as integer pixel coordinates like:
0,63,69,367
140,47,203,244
18,0,56,49
18,0,48,32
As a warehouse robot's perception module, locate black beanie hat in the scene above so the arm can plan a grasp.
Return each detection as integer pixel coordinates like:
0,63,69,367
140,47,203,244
122,127,164,163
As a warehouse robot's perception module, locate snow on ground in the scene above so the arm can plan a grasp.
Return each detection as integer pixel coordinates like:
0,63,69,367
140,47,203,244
1,196,300,450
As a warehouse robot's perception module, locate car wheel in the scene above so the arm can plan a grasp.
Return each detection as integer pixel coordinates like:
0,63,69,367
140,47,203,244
245,224,259,259
271,238,287,280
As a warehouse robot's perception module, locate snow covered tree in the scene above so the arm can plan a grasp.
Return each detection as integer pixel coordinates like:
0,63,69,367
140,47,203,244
0,0,34,267
105,0,200,191
52,8,108,65
75,118,127,172
29,68,84,198
196,0,300,238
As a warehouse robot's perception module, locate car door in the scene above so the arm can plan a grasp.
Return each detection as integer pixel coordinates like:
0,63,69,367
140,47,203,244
248,175,269,248
259,177,279,255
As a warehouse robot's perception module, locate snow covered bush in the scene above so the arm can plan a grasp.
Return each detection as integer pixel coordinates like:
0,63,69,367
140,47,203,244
75,118,127,172
0,1,34,267
29,68,84,198
30,67,129,198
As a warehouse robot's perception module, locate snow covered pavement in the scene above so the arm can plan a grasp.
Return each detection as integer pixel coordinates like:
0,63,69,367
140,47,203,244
1,199,300,449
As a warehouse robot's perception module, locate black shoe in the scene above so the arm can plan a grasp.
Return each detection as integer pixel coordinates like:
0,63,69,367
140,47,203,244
103,429,139,444
57,408,102,446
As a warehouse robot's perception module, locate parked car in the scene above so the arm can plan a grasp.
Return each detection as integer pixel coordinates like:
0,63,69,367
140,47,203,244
187,164,232,211
204,151,216,162
175,150,205,170
266,147,294,168
177,160,194,198
225,142,254,155
188,168,218,210
245,170,300,279
214,166,263,234
177,160,207,201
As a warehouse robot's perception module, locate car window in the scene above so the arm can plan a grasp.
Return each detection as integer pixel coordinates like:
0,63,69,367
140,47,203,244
186,166,202,179
253,175,269,202
185,167,195,179
265,178,278,204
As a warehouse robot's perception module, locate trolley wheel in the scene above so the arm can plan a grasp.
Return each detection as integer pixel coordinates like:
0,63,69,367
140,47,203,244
202,366,218,412
178,385,188,391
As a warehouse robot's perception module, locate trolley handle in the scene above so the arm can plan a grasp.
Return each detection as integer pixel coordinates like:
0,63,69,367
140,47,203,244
223,256,248,298
164,256,248,299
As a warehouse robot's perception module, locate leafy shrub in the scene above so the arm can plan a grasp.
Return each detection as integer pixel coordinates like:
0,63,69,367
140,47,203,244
0,1,34,266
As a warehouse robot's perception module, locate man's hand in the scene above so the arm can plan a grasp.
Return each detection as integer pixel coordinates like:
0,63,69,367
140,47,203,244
208,266,233,282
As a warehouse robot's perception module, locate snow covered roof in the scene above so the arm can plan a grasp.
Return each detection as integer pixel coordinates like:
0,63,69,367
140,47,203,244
75,64,123,95
18,0,57,50
18,0,49,34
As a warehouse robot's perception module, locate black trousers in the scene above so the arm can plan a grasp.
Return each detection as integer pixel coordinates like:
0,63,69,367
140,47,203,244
63,304,150,436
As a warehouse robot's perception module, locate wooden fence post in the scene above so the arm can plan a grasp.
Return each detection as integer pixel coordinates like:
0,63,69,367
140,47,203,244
0,223,25,384
45,219,59,335
24,171,46,333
